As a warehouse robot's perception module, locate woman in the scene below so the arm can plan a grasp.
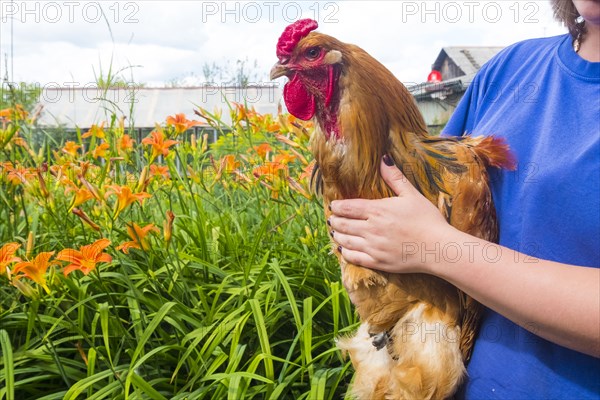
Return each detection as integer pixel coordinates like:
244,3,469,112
328,0,599,397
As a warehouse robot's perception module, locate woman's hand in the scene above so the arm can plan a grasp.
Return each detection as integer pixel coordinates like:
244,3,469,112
330,156,600,357
328,156,456,273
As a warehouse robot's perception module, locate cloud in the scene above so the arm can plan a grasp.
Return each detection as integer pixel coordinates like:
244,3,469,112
0,1,566,87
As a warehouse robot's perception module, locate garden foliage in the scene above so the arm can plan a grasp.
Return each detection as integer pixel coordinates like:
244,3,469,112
0,102,356,399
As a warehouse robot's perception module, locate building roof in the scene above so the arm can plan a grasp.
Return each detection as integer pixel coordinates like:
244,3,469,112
37,85,283,129
432,46,504,76
409,46,503,98
408,75,473,101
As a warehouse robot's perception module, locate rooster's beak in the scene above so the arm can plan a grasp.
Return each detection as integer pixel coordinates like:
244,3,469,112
270,62,288,80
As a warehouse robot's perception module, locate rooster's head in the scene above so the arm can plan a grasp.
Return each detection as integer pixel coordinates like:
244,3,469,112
270,19,344,139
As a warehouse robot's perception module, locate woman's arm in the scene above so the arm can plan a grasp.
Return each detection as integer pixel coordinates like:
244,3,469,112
329,158,600,358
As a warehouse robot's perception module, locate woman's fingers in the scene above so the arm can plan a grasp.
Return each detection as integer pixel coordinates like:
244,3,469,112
330,199,372,220
327,214,367,237
331,230,367,252
337,246,377,270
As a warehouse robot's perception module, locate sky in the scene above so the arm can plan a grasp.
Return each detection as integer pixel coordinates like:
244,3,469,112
0,0,567,89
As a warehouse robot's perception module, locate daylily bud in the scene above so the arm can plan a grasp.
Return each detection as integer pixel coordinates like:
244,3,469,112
201,133,208,153
78,174,102,201
137,165,149,192
164,210,175,244
26,231,35,258
12,278,37,298
72,207,101,231
76,341,89,366
36,168,49,198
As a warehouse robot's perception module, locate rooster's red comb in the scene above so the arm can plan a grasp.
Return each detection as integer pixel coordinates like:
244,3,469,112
276,19,318,59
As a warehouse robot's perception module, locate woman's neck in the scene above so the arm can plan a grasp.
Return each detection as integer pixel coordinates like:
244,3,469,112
578,24,600,62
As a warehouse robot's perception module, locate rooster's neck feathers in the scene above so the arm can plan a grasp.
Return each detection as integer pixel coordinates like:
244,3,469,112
309,42,439,200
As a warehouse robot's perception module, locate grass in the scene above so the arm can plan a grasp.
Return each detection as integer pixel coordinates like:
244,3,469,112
0,103,357,399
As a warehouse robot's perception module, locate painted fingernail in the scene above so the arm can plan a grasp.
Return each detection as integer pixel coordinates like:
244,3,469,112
330,230,335,238
382,154,394,166
327,218,331,226
328,203,332,211
337,245,342,253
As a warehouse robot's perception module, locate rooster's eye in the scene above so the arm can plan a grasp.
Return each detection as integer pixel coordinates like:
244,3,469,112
305,47,321,60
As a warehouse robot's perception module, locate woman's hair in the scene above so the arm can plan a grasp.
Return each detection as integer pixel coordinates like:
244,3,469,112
551,0,585,39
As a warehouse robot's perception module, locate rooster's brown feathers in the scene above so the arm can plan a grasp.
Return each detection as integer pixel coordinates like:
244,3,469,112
272,20,515,400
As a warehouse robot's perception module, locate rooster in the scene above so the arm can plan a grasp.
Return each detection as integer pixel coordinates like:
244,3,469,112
271,19,515,400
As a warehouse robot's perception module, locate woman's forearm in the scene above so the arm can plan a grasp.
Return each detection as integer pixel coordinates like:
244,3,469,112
427,228,600,358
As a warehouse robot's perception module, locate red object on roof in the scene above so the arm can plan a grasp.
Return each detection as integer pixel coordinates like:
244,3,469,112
427,70,442,83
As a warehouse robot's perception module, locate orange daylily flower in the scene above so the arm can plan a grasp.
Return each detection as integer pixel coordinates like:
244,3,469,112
141,127,179,161
66,186,95,209
253,162,287,179
116,223,160,253
280,114,312,139
12,251,57,293
6,164,35,185
254,143,272,159
119,134,135,152
166,113,201,135
273,151,297,165
213,155,240,181
299,161,316,182
62,141,81,157
92,142,110,159
0,105,28,121
266,123,281,133
0,242,22,275
222,155,240,173
105,185,151,217
232,103,248,123
149,164,169,179
56,238,112,276
76,160,92,177
11,132,28,148
82,122,106,139
15,105,28,120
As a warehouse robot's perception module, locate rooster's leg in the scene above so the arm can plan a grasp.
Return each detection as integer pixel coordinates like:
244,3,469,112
370,331,389,350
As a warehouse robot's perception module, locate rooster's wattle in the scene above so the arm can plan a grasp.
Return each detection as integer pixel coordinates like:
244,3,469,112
271,19,515,400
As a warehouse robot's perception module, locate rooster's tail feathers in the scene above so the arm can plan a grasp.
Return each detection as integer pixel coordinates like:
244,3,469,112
473,136,516,171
